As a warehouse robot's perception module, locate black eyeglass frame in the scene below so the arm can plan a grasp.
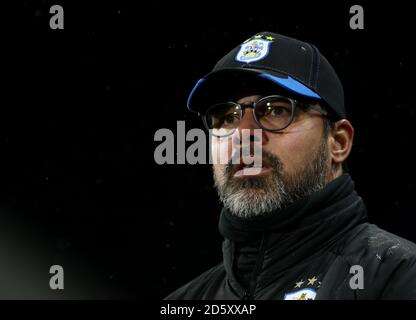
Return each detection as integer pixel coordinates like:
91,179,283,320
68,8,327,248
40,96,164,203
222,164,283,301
199,95,329,137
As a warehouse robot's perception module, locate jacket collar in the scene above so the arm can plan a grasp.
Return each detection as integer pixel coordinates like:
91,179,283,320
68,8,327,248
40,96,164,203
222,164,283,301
219,174,368,292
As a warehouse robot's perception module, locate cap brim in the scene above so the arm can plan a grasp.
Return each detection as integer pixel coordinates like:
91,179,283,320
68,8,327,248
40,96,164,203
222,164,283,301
187,68,321,113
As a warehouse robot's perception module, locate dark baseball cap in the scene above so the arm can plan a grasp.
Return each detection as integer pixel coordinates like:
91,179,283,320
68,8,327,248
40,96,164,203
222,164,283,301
187,32,346,120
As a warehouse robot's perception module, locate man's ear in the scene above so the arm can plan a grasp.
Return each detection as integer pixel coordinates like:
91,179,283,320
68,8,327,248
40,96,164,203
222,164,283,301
329,119,354,168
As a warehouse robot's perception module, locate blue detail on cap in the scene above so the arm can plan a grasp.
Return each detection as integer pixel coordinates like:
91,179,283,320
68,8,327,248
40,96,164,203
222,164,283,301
258,73,321,99
187,78,206,110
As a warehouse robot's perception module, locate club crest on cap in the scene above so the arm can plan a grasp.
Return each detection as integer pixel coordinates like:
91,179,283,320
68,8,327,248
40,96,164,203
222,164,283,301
235,35,274,63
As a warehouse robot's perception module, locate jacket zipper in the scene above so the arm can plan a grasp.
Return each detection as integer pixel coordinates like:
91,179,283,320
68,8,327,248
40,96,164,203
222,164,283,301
243,233,267,300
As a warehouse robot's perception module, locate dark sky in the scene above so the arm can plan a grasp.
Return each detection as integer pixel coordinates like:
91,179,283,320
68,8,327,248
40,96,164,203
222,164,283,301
3,1,415,299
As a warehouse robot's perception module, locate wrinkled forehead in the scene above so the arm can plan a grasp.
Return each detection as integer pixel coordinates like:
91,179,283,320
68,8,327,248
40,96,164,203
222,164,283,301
235,94,268,105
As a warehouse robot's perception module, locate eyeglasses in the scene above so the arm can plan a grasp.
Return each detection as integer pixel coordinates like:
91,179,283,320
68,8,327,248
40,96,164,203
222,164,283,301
201,95,328,137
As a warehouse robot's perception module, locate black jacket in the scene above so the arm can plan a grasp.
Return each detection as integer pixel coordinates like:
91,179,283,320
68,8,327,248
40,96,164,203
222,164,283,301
165,174,416,300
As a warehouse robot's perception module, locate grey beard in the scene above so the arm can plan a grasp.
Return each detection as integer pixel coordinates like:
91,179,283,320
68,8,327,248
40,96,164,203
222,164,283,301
213,140,330,219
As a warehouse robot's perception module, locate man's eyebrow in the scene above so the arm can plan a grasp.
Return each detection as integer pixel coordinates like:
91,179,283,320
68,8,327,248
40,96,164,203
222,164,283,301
235,94,264,104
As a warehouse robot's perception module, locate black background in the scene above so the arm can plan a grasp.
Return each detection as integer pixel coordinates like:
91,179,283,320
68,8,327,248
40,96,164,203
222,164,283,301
2,1,415,299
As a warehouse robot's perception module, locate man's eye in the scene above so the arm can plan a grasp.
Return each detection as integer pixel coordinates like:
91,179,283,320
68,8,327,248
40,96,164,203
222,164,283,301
265,106,290,117
221,113,239,125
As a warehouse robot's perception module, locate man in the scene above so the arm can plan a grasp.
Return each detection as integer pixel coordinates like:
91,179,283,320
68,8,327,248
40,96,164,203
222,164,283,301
165,32,416,300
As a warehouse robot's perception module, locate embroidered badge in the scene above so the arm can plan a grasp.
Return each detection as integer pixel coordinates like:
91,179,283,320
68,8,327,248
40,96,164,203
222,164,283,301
283,276,321,300
284,288,317,300
235,34,274,63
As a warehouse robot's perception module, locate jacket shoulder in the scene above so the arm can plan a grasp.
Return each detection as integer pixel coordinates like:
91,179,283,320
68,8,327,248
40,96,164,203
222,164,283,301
164,263,225,300
342,224,416,299
345,223,416,262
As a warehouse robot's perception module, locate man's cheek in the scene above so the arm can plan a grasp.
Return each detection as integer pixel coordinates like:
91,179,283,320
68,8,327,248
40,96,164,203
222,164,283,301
211,138,233,165
274,139,306,169
213,164,227,185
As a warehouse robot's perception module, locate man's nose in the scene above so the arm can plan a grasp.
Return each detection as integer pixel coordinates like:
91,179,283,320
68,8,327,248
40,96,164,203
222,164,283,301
237,107,260,133
232,108,266,147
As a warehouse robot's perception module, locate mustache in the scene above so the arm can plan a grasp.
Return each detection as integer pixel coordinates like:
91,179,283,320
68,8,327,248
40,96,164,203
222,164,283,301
224,150,283,178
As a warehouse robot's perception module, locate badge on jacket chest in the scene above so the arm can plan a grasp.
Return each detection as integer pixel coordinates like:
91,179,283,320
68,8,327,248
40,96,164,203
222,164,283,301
283,276,321,300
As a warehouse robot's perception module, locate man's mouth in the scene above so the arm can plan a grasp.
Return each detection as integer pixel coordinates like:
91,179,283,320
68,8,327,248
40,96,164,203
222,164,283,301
232,158,272,177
